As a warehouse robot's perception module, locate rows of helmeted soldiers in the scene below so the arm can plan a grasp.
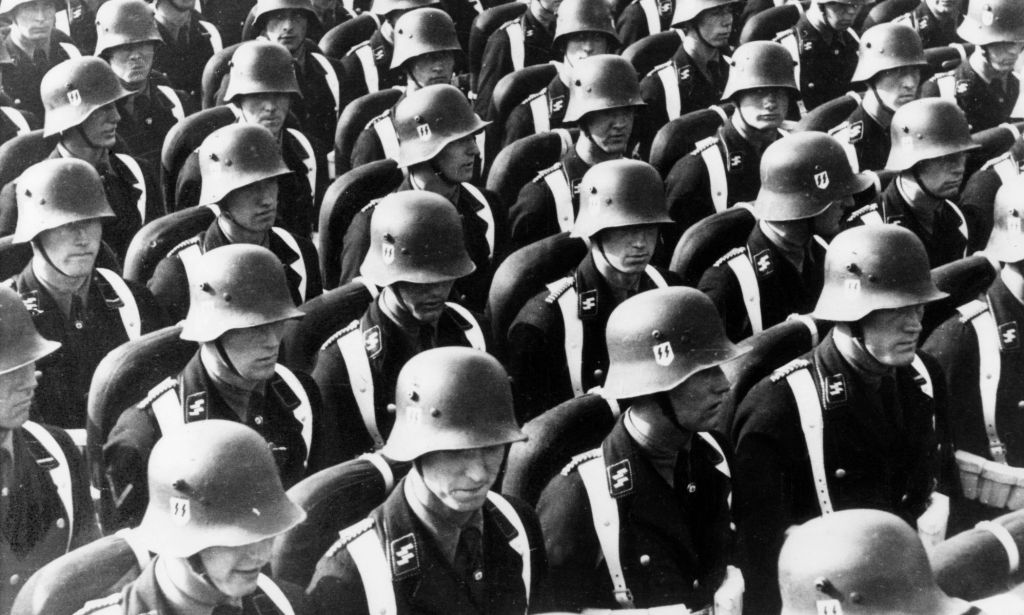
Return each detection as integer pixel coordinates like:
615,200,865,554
7,0,1024,612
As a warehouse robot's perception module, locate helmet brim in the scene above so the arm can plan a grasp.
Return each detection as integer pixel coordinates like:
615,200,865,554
395,120,490,168
179,306,305,342
0,338,60,375
381,424,527,462
812,287,948,322
757,171,875,222
602,342,749,400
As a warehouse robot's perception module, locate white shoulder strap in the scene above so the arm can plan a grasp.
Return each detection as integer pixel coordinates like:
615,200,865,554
444,302,486,351
528,91,550,134
723,250,763,334
576,452,635,608
177,242,203,283
936,73,957,101
460,182,495,259
547,280,585,397
197,20,223,52
274,364,313,465
505,21,526,71
776,31,803,114
150,382,184,435
255,574,296,615
643,265,668,288
353,276,381,299
155,85,186,122
22,421,74,551
958,300,1005,462
345,524,397,615
114,153,148,223
353,43,381,93
542,166,575,232
0,106,29,134
697,137,729,213
829,123,861,173
947,200,970,245
657,63,681,121
358,452,395,492
310,52,342,116
372,114,401,160
95,268,142,340
858,207,885,225
336,322,384,449
58,41,80,59
475,130,487,171
270,227,309,301
696,431,731,479
785,366,834,515
485,492,532,604
114,528,152,569
993,156,1021,184
910,354,933,399
286,128,318,198
639,0,662,35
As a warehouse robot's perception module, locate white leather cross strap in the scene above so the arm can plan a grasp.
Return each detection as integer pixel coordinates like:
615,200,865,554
273,364,313,464
657,62,681,120
271,227,309,300
723,250,763,334
696,137,729,213
286,128,318,198
639,0,661,35
505,21,526,71
95,268,142,340
957,299,1005,462
155,85,186,122
22,421,74,551
197,20,223,52
785,366,834,515
359,452,395,493
346,523,398,615
444,301,486,350
486,491,532,606
460,183,496,259
114,153,148,223
336,321,385,449
310,52,342,116
976,520,1021,575
776,31,804,115
576,451,635,609
372,113,401,160
256,574,296,615
947,200,969,245
0,106,29,134
936,73,957,101
352,43,381,93
542,166,575,232
528,90,550,133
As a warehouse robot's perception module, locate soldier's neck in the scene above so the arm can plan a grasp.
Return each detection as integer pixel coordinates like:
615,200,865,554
759,219,811,271
862,89,894,128
157,555,240,611
731,111,779,149
1002,264,1024,306
10,29,49,56
409,166,460,202
896,174,943,230
199,343,263,416
591,246,643,299
217,215,270,246
972,48,1010,83
58,136,108,168
833,325,892,386
681,32,719,69
624,405,690,488
31,255,90,316
575,136,619,166
407,464,476,527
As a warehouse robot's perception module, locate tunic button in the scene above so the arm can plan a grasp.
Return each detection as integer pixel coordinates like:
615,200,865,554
473,570,484,581
254,415,263,425
835,468,846,479
74,320,83,329
692,580,700,590
1,487,8,497
686,483,697,494
144,117,153,125
640,555,651,567
1018,401,1024,410
9,574,20,586
56,518,66,529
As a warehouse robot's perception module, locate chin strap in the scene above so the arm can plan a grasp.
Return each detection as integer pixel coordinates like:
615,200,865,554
213,339,244,379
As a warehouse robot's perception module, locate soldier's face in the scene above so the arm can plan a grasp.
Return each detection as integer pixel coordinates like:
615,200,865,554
859,303,925,366
418,445,505,512
221,178,279,234
237,93,291,137
914,152,966,199
736,87,789,131
36,219,102,278
813,197,850,239
926,0,959,16
984,42,1024,74
595,224,658,274
407,51,455,87
263,10,309,53
563,32,610,66
197,537,275,599
871,66,920,110
11,0,54,42
666,365,731,432
218,321,287,382
0,364,37,430
694,5,734,49
531,0,561,29
78,102,122,149
433,133,479,184
820,2,860,31
107,42,156,86
392,280,455,324
583,107,634,156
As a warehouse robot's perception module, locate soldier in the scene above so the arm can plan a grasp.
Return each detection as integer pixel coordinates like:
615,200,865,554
922,0,1024,132
844,97,977,267
774,0,865,112
615,0,672,50
0,0,80,118
5,159,164,433
502,0,618,147
664,40,797,243
339,84,502,311
639,0,738,152
104,244,323,530
509,54,644,252
95,0,193,171
507,159,676,422
474,0,560,118
78,421,308,614
699,132,871,342
891,0,965,49
307,347,544,615
0,285,99,613
828,23,929,173
924,175,1024,530
349,7,464,167
732,224,950,613
534,287,744,612
253,0,342,149
0,57,164,261
149,124,322,323
314,191,486,463
150,0,222,100
960,138,1024,253
175,40,326,237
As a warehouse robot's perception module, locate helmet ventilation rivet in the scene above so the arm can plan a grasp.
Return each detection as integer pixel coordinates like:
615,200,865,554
430,408,441,418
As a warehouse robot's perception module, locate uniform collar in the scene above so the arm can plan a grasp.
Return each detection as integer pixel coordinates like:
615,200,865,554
155,556,237,614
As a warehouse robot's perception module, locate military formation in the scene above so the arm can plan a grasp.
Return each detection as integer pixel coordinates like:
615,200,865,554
6,0,1024,612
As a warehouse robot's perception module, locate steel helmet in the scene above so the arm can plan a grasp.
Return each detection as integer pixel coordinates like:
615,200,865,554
721,41,799,101
136,420,306,558
94,0,162,58
0,286,60,376
13,158,114,243
382,347,526,462
252,0,320,33
552,0,619,52
985,174,1024,263
41,57,132,136
223,40,301,102
756,132,874,222
563,54,645,123
180,244,304,342
393,84,489,168
370,0,438,16
0,0,61,17
197,123,292,206
359,190,476,286
813,225,947,322
851,23,928,83
779,509,971,615
571,159,673,238
958,0,1024,45
671,0,740,27
886,98,979,171
602,287,746,399
389,8,461,69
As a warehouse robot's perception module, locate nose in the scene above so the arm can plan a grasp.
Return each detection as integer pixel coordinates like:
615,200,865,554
762,94,778,110
108,105,121,124
462,451,491,483
466,138,480,157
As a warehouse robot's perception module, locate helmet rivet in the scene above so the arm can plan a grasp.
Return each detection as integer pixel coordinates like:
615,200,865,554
1012,209,1021,218
590,186,597,194
574,79,582,86
199,282,213,293
223,293,232,302
409,390,419,401
224,159,232,166
172,479,189,492
383,233,395,242
850,592,863,604
401,247,410,254
430,408,441,418
209,153,219,161
652,329,662,340
605,198,612,205
867,274,878,283
414,115,423,123
846,263,860,274
814,577,836,595
38,198,45,205
916,132,923,139
902,126,910,133
23,189,30,197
